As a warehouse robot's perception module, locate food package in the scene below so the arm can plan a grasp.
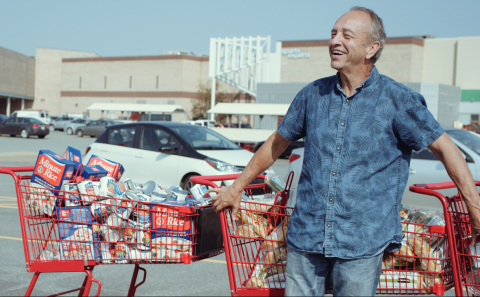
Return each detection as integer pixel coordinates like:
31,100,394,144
56,207,96,260
378,271,425,294
154,236,191,252
264,174,286,193
235,225,258,238
383,252,415,270
130,249,151,263
261,217,289,254
85,154,125,180
245,264,267,288
237,208,272,239
113,243,130,264
408,235,442,273
150,204,194,241
63,183,81,207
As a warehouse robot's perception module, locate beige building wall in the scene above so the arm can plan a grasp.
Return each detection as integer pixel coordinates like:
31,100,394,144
422,38,457,85
455,37,480,89
279,37,425,84
34,48,99,116
0,46,35,98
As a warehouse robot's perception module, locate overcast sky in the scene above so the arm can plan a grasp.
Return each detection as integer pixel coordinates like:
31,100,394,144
2,0,479,57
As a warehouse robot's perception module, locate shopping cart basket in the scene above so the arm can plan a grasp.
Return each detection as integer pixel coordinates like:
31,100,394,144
411,181,480,297
0,166,223,296
191,173,294,296
192,174,456,296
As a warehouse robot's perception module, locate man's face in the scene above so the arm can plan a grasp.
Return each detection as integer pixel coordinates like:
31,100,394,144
329,10,372,72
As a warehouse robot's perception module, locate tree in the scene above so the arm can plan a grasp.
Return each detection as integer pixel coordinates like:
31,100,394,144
191,81,229,122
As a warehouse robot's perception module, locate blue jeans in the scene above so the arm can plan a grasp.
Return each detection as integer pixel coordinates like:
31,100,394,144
285,247,383,296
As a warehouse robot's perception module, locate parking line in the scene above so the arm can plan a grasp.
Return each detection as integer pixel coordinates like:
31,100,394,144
0,196,16,199
0,205,18,209
0,235,227,264
0,235,22,241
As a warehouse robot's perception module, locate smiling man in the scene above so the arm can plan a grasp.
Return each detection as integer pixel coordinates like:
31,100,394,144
207,6,480,296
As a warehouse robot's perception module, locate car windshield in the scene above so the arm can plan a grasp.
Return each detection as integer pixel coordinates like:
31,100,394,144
172,126,240,150
446,130,480,155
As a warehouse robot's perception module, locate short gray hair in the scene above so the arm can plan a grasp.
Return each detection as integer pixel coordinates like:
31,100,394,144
350,6,386,64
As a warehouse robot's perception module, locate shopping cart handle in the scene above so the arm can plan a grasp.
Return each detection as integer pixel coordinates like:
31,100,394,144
411,181,480,191
190,174,266,189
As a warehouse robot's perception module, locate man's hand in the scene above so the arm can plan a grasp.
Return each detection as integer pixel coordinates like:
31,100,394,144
205,186,242,218
428,133,480,245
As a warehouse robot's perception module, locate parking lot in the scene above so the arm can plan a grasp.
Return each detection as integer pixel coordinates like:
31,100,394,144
0,131,289,296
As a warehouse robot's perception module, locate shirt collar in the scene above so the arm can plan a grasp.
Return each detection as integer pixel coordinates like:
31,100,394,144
335,66,379,94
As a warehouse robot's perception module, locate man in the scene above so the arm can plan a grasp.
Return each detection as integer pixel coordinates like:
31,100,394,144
207,6,480,296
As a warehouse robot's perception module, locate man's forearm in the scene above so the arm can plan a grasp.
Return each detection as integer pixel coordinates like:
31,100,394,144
230,131,291,195
429,133,480,214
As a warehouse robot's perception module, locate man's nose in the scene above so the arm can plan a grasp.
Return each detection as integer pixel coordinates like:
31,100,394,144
329,33,342,46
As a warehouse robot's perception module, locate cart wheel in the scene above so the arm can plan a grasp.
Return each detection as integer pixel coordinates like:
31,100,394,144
181,174,199,192
21,129,30,139
77,130,84,137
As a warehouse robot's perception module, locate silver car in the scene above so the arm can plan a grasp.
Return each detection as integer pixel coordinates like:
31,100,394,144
64,118,90,135
285,127,480,211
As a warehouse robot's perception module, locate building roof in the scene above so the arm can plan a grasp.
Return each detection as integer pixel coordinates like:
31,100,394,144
86,103,184,113
281,36,428,47
207,103,290,116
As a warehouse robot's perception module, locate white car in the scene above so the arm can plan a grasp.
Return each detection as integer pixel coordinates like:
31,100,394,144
84,122,274,191
10,110,51,125
284,128,480,210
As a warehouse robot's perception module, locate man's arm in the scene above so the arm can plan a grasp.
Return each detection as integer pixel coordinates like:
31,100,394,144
428,133,480,244
207,131,291,217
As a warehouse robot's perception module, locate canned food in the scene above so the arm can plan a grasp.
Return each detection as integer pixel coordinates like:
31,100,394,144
190,184,209,201
115,199,133,220
124,219,137,243
168,189,188,202
100,176,116,197
101,225,123,242
77,180,96,204
123,178,136,191
91,201,111,221
137,209,151,227
130,249,151,263
114,243,130,264
114,182,126,197
64,183,81,207
136,230,151,250
100,242,113,263
137,194,151,203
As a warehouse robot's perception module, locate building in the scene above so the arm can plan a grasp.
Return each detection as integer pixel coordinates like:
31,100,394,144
0,46,35,116
1,35,479,124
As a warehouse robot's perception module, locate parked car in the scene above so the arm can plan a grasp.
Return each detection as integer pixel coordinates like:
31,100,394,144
0,114,8,124
254,139,305,159
10,110,50,125
50,116,82,132
65,118,90,135
283,128,480,211
76,119,119,138
182,120,217,127
0,117,49,139
84,122,275,191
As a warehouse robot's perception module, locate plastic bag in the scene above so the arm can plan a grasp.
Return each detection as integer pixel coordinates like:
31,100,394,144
237,208,272,239
408,235,442,273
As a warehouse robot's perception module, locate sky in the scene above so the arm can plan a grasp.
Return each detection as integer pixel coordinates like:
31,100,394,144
2,0,480,57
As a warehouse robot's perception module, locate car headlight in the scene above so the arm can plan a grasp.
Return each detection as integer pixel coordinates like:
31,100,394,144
205,158,240,172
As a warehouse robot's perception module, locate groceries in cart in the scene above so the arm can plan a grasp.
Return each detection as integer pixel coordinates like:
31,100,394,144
379,205,446,293
25,146,215,265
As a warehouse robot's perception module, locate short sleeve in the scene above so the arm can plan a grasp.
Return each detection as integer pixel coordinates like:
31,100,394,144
278,88,307,141
394,92,444,151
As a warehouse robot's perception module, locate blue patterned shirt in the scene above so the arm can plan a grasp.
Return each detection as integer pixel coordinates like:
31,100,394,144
277,66,444,259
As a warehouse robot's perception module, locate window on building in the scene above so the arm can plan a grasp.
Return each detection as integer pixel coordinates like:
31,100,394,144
79,76,82,89
129,76,132,89
104,76,107,89
156,75,159,89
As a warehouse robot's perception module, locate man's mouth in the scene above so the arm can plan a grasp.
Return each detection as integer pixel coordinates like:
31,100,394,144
332,50,345,56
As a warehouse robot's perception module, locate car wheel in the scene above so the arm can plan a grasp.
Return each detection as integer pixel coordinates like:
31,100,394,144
66,128,73,135
38,135,46,139
181,174,200,192
49,125,55,132
90,135,96,138
21,129,29,139
77,130,84,137
10,134,15,137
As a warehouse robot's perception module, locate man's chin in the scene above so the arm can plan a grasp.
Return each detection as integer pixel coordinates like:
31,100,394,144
330,61,343,71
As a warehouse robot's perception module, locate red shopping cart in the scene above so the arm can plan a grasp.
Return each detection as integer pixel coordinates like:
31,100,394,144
192,174,456,296
410,181,480,297
0,166,223,297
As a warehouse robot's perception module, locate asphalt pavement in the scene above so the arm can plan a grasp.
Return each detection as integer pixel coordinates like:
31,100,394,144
0,132,457,296
0,131,289,296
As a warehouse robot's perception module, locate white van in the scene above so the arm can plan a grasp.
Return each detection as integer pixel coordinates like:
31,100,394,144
10,110,51,125
182,120,216,127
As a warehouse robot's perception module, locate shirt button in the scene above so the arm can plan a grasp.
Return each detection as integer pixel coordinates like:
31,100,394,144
346,99,350,103
332,172,336,176
336,147,340,150
327,224,331,227
329,198,333,202
341,122,345,126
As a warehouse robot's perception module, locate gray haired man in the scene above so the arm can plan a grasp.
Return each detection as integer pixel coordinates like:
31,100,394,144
207,7,480,296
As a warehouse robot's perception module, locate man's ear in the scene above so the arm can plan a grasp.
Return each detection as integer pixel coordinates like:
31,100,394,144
366,41,380,60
